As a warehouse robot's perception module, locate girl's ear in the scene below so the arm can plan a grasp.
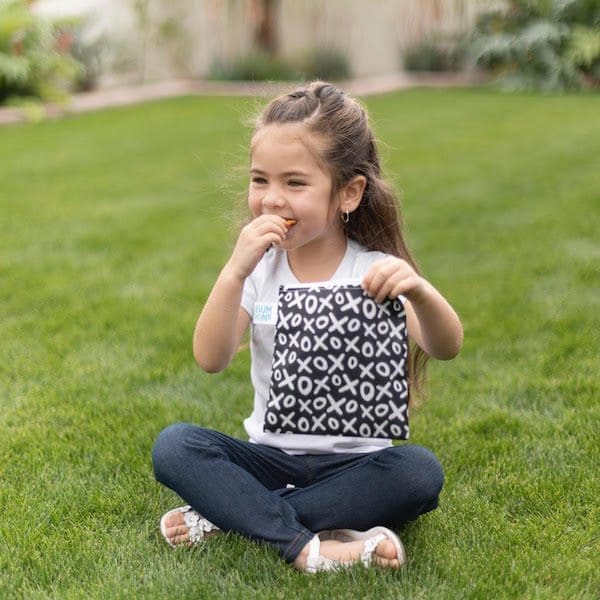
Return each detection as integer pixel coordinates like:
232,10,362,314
340,175,367,214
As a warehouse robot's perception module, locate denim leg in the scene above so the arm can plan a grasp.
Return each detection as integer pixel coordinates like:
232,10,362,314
280,445,444,532
152,423,314,562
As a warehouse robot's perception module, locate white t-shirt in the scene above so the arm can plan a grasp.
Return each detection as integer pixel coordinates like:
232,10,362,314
241,239,395,455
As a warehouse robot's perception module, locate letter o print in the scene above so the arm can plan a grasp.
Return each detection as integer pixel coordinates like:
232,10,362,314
314,356,328,371
298,376,313,395
348,318,361,333
273,370,282,382
376,362,391,378
266,412,278,425
359,423,372,437
316,316,329,330
300,336,312,352
390,424,403,438
298,417,310,432
375,403,389,417
314,397,327,411
393,379,405,392
278,333,287,345
330,336,342,350
305,294,318,315
377,321,389,336
362,341,374,358
284,395,296,408
288,350,297,363
392,341,402,354
346,400,358,413
328,417,339,431
332,374,342,387
348,355,358,369
360,381,375,402
291,313,302,327
362,298,377,320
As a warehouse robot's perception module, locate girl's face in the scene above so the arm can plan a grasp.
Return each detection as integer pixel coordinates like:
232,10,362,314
249,123,345,254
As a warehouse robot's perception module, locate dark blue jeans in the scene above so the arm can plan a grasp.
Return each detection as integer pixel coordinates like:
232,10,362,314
152,424,444,563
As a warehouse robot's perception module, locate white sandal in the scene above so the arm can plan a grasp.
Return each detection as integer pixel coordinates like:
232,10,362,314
159,505,220,547
305,527,406,573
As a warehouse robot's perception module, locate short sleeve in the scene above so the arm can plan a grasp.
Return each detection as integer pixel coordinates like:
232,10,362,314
241,271,257,319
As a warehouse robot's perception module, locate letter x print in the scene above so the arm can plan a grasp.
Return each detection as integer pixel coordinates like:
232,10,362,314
329,312,348,335
288,291,307,310
318,294,334,314
279,368,297,390
340,291,362,314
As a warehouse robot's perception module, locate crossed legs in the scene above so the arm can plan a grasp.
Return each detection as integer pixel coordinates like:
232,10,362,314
152,424,444,566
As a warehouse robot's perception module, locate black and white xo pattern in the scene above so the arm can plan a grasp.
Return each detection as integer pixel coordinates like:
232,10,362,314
264,283,409,440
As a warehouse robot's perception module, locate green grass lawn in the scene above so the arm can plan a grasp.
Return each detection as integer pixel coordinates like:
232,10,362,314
1,88,598,599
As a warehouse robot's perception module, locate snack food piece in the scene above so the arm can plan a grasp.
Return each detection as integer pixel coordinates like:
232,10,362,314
284,219,297,227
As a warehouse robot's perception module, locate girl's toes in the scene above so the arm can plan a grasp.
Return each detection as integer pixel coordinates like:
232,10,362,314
375,556,400,569
169,532,190,546
374,539,402,568
377,539,398,560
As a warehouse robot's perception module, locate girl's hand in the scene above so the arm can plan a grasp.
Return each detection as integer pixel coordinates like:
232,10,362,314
363,256,463,360
226,215,288,280
362,256,426,304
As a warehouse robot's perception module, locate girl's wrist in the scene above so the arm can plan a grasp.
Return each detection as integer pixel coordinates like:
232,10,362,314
221,261,249,285
404,276,430,304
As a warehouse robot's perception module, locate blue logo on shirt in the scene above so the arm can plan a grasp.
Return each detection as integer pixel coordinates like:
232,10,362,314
254,303,274,324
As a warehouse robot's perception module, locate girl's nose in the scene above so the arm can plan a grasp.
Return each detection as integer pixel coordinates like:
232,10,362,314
262,187,285,211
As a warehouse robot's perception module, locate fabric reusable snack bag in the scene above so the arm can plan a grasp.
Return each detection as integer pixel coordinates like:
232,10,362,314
264,282,409,440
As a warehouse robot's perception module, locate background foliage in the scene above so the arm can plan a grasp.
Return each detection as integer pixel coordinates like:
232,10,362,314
0,0,83,105
469,0,600,91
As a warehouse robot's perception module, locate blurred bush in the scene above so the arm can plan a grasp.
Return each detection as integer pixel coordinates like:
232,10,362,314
0,0,84,105
297,48,351,81
468,0,600,91
403,36,465,72
209,51,299,81
209,48,351,82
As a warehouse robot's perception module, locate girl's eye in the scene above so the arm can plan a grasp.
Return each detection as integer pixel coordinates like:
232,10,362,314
288,180,305,187
251,177,267,184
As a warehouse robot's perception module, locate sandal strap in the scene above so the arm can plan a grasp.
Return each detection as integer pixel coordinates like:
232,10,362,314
180,506,219,544
360,533,387,566
305,535,321,573
305,534,349,574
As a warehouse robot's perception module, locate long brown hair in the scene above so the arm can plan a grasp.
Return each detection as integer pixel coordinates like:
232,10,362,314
254,81,428,402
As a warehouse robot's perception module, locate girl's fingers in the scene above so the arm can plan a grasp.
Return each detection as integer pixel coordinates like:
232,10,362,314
243,218,288,248
363,259,406,300
363,257,421,303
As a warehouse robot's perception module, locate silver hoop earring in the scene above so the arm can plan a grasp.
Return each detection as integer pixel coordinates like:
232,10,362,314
342,211,350,223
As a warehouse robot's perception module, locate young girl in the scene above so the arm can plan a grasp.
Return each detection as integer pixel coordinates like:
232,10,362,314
152,81,463,572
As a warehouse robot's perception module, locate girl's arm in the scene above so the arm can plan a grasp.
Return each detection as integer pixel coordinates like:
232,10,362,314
362,256,463,360
193,214,288,372
193,269,251,372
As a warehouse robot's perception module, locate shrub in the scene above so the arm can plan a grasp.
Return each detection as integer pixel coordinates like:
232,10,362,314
403,37,465,72
0,0,83,104
298,48,351,81
209,51,299,82
468,0,600,91
208,48,351,82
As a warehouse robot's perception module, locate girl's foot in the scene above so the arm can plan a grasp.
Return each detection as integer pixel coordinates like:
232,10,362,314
160,506,221,547
294,533,404,571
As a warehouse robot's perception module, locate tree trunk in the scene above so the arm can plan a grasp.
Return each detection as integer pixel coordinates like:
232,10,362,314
254,0,278,55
